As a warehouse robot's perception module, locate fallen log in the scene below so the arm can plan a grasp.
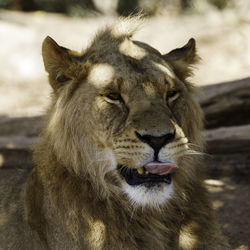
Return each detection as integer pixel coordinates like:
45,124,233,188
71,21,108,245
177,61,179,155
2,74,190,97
204,124,250,154
0,116,42,137
199,77,250,129
0,136,38,169
0,117,41,169
204,125,250,177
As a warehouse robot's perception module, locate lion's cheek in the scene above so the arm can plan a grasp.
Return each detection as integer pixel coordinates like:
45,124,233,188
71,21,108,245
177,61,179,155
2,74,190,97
115,157,135,168
171,100,197,141
91,99,126,139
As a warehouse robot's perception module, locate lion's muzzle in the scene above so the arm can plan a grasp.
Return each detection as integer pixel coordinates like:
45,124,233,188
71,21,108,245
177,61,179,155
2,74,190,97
119,166,171,185
118,160,178,186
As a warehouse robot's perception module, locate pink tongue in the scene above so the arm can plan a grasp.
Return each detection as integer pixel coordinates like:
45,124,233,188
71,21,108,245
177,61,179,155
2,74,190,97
144,161,179,175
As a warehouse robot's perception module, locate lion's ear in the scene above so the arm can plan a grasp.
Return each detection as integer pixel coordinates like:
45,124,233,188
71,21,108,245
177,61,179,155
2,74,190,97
163,38,199,81
42,36,80,90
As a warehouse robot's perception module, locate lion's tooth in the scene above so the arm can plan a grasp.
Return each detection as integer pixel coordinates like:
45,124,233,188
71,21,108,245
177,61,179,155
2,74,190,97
137,167,144,175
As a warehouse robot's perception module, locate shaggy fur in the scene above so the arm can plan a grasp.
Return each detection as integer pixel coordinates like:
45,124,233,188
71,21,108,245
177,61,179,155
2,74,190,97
0,16,230,249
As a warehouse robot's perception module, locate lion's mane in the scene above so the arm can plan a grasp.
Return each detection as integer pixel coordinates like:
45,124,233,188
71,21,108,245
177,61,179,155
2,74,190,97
0,16,230,250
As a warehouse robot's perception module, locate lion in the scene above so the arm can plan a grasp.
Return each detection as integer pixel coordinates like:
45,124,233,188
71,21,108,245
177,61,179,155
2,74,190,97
0,16,230,250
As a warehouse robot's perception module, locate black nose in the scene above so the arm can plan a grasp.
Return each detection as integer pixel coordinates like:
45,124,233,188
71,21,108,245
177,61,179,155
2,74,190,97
135,131,175,155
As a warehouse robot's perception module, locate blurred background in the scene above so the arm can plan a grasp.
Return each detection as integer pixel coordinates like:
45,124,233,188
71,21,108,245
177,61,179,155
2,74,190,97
0,0,250,116
0,1,250,249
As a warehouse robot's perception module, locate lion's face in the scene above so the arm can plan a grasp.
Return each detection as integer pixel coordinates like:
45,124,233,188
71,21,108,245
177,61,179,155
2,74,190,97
42,20,203,209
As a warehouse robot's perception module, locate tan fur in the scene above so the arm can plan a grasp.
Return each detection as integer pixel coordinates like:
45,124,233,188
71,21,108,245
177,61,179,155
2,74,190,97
0,17,230,249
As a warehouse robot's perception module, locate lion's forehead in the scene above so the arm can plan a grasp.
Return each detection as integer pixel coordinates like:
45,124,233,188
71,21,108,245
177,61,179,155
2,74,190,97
86,37,175,92
87,67,167,101
86,62,175,99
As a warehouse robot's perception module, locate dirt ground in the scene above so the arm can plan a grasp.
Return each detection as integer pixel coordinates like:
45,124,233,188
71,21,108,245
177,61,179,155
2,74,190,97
0,9,249,249
206,176,250,250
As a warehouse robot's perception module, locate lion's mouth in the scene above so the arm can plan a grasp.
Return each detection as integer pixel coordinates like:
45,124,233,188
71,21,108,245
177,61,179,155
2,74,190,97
118,161,178,186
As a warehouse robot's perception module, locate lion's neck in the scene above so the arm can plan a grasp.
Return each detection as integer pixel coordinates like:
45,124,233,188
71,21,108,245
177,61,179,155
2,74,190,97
35,164,177,249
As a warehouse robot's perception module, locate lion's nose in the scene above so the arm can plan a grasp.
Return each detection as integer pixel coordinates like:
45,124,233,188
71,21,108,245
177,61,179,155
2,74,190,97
135,131,175,155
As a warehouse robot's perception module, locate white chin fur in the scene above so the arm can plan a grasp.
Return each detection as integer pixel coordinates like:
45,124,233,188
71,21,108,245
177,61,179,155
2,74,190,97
122,182,174,209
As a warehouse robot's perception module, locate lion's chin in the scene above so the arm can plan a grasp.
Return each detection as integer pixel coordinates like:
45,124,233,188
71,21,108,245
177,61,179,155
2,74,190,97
122,181,174,209
117,165,174,208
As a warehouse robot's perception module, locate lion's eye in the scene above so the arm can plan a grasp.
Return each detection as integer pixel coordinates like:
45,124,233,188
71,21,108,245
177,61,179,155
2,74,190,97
56,74,72,83
167,91,177,98
166,91,179,102
106,93,124,102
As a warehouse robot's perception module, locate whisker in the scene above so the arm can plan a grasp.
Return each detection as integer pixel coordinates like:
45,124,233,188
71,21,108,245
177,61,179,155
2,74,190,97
129,205,137,222
169,149,186,158
187,143,202,149
185,149,207,156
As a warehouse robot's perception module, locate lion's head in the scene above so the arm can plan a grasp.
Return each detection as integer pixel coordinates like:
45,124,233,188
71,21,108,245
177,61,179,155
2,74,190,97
41,17,203,209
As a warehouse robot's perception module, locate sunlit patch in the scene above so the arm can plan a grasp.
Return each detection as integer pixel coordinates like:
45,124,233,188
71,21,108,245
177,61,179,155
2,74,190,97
142,82,156,97
47,94,64,134
119,39,147,60
207,185,224,193
87,219,106,249
153,62,175,80
204,179,225,186
88,64,115,88
179,222,198,249
122,182,174,209
0,154,4,167
0,211,8,226
212,200,224,210
235,245,249,250
205,179,225,193
95,97,107,110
